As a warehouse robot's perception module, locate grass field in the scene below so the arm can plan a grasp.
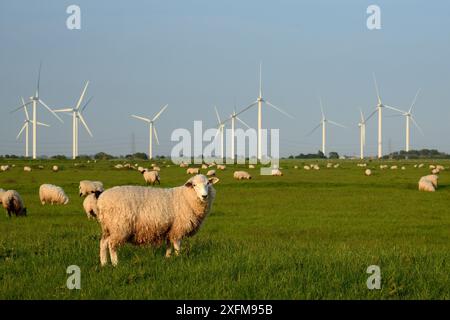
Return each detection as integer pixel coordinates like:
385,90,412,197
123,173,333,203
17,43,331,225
0,159,449,299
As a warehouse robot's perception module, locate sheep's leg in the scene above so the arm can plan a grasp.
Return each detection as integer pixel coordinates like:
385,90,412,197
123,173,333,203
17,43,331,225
173,240,181,256
7,210,11,218
100,236,109,266
108,241,119,266
165,239,172,258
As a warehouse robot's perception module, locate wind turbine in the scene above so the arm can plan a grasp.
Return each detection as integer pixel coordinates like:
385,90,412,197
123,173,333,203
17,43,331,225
226,107,251,161
53,81,93,159
131,104,168,160
236,62,293,161
306,97,346,156
365,74,404,158
386,89,423,152
16,97,49,157
214,106,226,160
10,63,63,159
357,108,366,160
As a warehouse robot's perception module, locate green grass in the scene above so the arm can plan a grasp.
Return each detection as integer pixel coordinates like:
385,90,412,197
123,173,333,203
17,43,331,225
1,159,450,299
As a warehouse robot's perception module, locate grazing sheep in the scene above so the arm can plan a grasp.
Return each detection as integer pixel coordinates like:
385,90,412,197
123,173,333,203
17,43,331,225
313,165,320,170
201,164,208,169
179,162,188,168
138,166,145,172
96,174,219,266
380,165,388,170
401,166,406,170
206,170,216,176
271,169,283,176
1,190,27,217
83,193,100,219
437,165,445,171
429,165,436,169
422,174,439,188
418,164,424,168
333,164,340,168
414,164,418,168
216,165,226,170
432,168,440,175
52,165,59,172
294,165,298,169
418,178,435,192
390,165,398,170
233,171,252,180
249,164,255,169
1,165,10,172
24,166,32,172
79,180,104,197
304,165,310,170
39,184,69,205
187,167,200,175
152,166,161,171
143,170,160,185
114,164,123,169
365,169,372,176
327,163,333,168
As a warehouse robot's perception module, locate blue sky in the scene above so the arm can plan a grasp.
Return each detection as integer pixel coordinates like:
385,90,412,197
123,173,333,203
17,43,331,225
1,0,449,157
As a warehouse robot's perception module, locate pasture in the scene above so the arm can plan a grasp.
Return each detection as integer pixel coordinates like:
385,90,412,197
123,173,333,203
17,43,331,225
0,159,450,299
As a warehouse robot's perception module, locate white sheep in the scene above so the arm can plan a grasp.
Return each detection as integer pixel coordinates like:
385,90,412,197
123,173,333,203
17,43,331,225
187,167,200,175
233,171,252,180
39,184,69,205
114,164,124,169
0,188,5,204
179,162,188,168
143,170,160,185
206,170,216,176
83,193,99,219
401,166,406,170
432,168,440,175
418,178,435,192
304,165,310,170
1,190,27,217
418,164,424,168
294,165,298,169
1,165,10,172
201,164,208,169
249,164,255,169
429,165,436,169
95,174,219,266
52,165,59,172
313,165,320,170
216,165,226,170
390,165,398,170
79,180,104,197
327,163,333,168
24,166,32,172
271,169,283,176
152,166,161,171
365,169,372,176
422,174,438,188
436,165,445,171
333,164,340,168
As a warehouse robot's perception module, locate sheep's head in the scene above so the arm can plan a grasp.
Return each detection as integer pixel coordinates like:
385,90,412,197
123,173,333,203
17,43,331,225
185,174,219,202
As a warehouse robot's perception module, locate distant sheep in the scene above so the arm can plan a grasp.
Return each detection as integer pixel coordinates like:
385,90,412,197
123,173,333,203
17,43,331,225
152,166,161,171
436,165,445,171
401,166,406,170
216,165,226,170
83,193,99,219
206,170,216,176
233,171,252,180
249,164,255,169
52,165,59,172
1,165,10,172
327,163,333,168
429,165,436,169
271,169,283,176
313,165,320,170
333,164,340,168
304,165,310,170
1,190,27,217
365,169,372,176
201,164,208,169
187,168,200,175
179,162,188,168
294,165,298,169
79,180,104,197
24,166,32,172
390,165,398,170
418,164,424,168
432,168,440,175
95,174,219,266
143,170,160,185
39,184,69,205
114,164,124,169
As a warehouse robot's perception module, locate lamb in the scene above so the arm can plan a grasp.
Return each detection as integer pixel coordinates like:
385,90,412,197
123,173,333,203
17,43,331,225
83,193,99,219
79,180,104,197
418,178,435,192
365,169,372,176
95,174,219,266
216,165,226,170
271,169,283,176
1,190,27,217
24,166,32,172
52,165,59,172
206,170,216,176
233,171,252,180
187,167,200,175
143,170,160,185
422,174,438,188
39,184,69,205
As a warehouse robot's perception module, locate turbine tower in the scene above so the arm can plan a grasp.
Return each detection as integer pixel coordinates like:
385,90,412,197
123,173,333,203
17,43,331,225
54,81,93,159
16,97,49,157
365,74,404,158
214,106,226,160
306,97,346,156
131,104,168,160
238,62,293,161
357,108,366,160
227,107,251,161
11,63,63,159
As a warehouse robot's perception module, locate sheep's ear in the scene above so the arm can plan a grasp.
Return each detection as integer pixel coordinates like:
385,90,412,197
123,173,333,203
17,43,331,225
208,177,219,185
184,179,194,188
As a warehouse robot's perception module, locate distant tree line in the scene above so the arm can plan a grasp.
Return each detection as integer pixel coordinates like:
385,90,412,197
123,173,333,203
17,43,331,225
384,149,450,160
287,151,339,159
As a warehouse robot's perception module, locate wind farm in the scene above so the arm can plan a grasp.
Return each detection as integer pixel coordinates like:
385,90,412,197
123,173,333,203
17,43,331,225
2,0,450,302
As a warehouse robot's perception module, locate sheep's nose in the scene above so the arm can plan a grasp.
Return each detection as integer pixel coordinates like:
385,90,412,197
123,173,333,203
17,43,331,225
202,194,208,199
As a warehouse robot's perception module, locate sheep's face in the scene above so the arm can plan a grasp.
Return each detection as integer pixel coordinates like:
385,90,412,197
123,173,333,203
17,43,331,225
185,175,219,202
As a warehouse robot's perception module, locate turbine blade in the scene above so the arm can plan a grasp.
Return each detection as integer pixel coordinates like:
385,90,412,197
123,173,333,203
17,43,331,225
153,126,160,145
214,106,221,124
39,99,64,123
36,61,42,97
328,120,347,128
75,81,89,110
265,100,294,119
236,116,251,129
409,88,421,113
78,113,93,137
373,72,381,104
319,96,325,119
53,108,74,113
21,97,29,120
16,123,27,140
235,101,258,117
306,123,322,137
384,105,406,114
131,114,151,122
36,121,50,127
365,109,378,122
10,101,32,113
152,104,168,121
81,96,93,113
359,107,364,122
411,116,424,136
